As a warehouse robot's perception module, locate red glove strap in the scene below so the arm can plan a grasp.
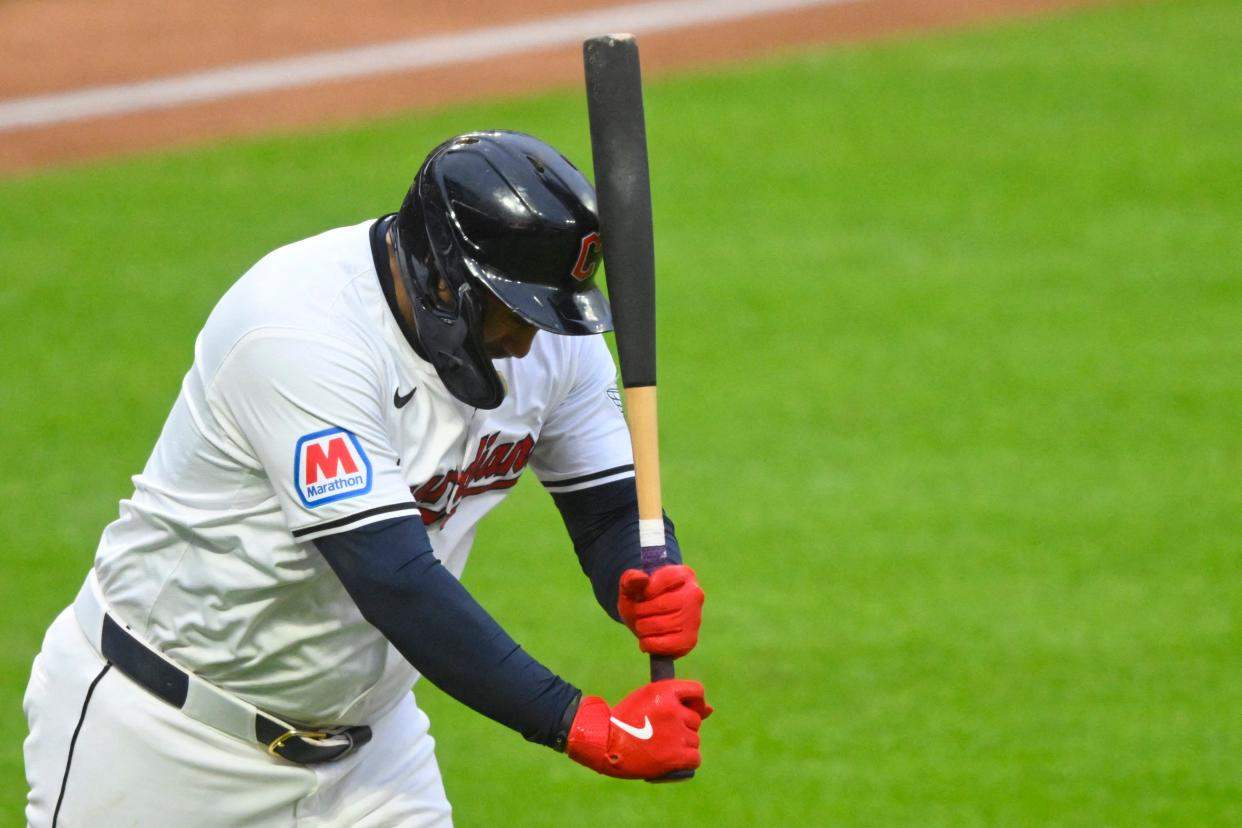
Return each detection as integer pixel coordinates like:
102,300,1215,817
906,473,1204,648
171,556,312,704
565,696,612,773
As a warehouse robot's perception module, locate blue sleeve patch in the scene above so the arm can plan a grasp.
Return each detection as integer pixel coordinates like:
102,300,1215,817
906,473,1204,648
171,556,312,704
293,427,373,507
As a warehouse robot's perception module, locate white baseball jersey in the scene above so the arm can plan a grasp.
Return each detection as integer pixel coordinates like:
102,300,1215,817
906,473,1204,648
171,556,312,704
92,219,633,727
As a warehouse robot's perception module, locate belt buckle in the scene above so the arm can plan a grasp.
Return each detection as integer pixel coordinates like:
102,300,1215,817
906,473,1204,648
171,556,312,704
266,728,330,759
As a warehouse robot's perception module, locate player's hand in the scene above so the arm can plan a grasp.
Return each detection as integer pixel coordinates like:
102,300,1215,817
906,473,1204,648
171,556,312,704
617,564,704,658
566,680,712,780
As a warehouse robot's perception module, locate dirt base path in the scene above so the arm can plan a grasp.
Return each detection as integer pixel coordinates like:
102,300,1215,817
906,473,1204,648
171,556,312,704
0,0,1102,173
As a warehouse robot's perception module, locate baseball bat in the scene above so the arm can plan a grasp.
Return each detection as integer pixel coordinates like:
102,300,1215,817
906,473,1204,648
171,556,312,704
584,33,693,783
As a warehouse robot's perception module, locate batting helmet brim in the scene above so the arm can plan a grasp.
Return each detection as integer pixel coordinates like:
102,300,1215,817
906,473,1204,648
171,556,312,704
465,256,614,336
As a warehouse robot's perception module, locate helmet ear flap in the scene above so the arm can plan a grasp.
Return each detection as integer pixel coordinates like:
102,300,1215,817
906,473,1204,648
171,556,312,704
420,201,470,317
391,197,504,409
423,269,454,315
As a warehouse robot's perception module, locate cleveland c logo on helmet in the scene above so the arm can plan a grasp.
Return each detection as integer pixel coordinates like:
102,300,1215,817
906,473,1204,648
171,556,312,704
571,232,602,281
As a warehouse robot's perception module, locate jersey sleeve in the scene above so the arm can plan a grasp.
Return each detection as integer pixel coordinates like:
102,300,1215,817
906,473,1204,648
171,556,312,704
211,330,420,542
529,335,635,494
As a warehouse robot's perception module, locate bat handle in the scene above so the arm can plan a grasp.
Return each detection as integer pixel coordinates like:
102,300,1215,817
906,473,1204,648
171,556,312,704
639,530,678,686
643,549,677,682
640,536,696,783
649,653,676,682
647,643,695,782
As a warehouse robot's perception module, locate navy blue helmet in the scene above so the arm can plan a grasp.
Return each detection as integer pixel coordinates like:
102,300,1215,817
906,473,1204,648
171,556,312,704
392,131,612,408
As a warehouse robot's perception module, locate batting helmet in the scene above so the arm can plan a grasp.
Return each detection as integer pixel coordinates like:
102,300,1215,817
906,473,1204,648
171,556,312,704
392,130,612,409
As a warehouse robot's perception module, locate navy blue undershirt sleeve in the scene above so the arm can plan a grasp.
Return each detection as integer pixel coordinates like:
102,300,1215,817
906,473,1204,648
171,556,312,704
550,478,682,622
314,516,579,749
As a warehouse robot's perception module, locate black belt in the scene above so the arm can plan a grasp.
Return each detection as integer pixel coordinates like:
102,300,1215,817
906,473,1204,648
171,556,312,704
99,613,372,765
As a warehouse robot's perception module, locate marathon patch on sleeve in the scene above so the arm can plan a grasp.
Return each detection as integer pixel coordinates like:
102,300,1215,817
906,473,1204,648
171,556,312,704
294,427,373,507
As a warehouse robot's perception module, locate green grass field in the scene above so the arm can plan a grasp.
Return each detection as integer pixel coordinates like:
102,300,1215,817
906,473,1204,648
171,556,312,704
3,0,1240,824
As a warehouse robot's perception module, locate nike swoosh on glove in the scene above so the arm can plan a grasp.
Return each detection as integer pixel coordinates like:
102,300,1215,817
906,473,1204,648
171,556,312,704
567,680,713,780
617,564,705,658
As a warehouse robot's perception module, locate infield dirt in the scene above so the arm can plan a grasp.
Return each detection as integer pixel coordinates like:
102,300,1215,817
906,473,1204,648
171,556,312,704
0,0,1104,172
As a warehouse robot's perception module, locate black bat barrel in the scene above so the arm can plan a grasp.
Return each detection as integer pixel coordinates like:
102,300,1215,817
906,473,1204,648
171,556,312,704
584,34,657,389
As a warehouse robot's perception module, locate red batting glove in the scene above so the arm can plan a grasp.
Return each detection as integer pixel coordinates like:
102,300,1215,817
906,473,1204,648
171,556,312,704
617,564,705,658
566,680,713,780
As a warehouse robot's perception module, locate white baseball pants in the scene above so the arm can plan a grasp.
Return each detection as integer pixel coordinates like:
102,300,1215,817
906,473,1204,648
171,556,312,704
24,605,453,827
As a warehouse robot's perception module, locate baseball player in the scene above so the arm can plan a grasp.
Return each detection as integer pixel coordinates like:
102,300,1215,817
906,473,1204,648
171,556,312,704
23,130,709,826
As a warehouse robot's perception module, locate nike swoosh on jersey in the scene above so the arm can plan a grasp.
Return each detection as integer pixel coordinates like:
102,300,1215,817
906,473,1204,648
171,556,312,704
393,387,417,408
610,715,654,740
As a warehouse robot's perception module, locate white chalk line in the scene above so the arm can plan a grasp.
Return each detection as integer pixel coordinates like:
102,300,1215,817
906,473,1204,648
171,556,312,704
0,0,862,132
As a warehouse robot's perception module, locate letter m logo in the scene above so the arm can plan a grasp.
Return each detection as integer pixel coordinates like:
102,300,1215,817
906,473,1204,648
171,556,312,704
305,437,358,484
293,427,372,507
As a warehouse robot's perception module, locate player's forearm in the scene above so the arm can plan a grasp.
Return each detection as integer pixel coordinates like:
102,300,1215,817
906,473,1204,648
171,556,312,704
550,477,682,621
315,517,579,748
